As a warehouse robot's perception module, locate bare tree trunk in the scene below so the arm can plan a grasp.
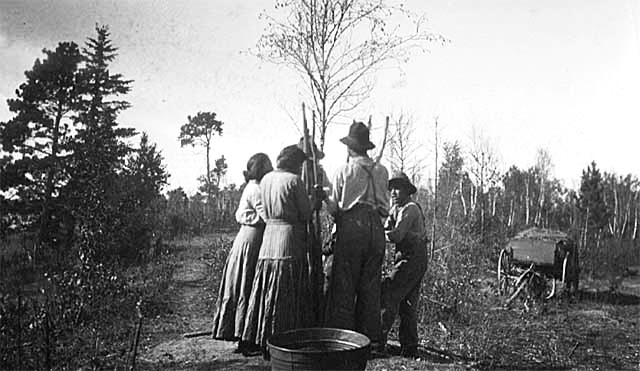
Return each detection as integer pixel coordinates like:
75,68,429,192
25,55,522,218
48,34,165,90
446,190,455,220
205,137,211,210
39,102,64,246
525,176,530,226
491,191,497,217
633,202,638,240
479,157,485,242
621,191,633,238
613,184,619,237
459,178,467,217
508,198,514,228
469,184,476,215
535,177,544,226
582,207,589,251
431,118,438,257
607,183,615,237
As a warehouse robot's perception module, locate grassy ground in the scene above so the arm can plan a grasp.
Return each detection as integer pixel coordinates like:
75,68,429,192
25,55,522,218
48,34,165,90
136,232,640,370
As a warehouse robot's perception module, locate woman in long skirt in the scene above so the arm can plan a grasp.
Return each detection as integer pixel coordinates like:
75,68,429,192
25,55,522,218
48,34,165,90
211,153,273,353
242,145,313,356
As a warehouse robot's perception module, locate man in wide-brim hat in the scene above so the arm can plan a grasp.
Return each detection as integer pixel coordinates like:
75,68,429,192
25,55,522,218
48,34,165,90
339,121,376,153
381,171,428,358
323,121,389,353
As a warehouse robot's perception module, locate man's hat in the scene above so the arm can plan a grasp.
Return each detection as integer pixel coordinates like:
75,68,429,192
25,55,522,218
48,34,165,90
340,121,375,152
388,171,417,195
297,137,325,159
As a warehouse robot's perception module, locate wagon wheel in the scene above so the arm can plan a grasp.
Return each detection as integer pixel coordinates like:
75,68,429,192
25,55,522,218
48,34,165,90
544,276,556,300
497,249,514,296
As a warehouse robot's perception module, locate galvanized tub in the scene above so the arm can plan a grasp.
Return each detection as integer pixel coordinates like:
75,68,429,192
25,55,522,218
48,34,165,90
267,327,370,371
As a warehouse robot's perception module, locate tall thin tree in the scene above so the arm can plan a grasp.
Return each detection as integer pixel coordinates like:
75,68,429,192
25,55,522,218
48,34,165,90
256,0,444,149
178,111,224,202
0,41,82,244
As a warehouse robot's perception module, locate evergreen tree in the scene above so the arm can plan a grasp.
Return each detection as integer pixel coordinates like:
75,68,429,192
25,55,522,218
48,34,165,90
578,161,610,255
579,162,609,231
179,111,224,201
61,25,137,263
126,132,169,206
0,42,82,244
437,142,465,222
68,25,135,187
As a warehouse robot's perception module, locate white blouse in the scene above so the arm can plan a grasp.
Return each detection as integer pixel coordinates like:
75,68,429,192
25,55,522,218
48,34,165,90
235,180,266,225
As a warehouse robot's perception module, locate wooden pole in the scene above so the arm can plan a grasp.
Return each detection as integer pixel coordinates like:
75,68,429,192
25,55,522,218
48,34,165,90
302,103,322,325
431,117,438,258
375,116,390,164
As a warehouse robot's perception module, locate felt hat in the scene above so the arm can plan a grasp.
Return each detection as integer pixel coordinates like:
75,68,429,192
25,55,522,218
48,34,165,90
340,121,375,152
297,137,325,159
388,171,417,195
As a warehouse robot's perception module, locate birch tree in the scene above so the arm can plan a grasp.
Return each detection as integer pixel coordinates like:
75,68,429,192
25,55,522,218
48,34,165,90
466,127,500,240
386,112,425,182
256,0,443,149
533,148,553,226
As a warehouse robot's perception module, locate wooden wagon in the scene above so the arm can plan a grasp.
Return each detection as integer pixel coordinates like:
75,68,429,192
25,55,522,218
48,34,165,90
498,228,579,300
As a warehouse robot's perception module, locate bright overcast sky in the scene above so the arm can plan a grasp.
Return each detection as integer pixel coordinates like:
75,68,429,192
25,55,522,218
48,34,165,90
1,0,639,193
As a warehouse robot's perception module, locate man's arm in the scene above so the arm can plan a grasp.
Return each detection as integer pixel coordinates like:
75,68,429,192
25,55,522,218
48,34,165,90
385,204,421,244
324,167,343,216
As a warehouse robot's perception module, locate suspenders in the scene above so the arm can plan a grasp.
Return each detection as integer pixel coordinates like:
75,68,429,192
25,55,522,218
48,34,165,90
359,163,378,207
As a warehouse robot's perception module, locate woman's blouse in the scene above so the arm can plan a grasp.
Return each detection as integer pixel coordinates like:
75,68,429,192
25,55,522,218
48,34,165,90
235,180,266,226
259,170,311,224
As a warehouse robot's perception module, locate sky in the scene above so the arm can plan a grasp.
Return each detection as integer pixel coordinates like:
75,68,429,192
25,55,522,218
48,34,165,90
1,0,639,194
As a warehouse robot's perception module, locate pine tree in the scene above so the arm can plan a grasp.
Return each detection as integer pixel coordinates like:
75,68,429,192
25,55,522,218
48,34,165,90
126,132,169,207
62,25,137,263
578,161,610,259
70,25,135,183
179,111,224,202
437,142,465,222
579,162,609,232
0,42,82,244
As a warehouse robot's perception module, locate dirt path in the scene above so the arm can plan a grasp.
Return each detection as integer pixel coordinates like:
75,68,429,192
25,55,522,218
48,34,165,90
137,234,270,370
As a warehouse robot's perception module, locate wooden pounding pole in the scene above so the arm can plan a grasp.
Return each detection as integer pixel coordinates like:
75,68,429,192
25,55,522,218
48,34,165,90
310,112,323,324
374,116,390,164
302,103,322,325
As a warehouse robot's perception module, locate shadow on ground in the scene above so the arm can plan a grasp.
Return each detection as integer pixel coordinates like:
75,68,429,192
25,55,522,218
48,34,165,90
191,358,269,370
576,289,640,305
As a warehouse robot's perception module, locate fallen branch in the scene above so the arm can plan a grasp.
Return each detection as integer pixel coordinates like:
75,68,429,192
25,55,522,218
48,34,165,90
432,244,453,254
183,330,213,338
129,300,143,371
425,296,453,310
419,343,473,362
568,341,581,357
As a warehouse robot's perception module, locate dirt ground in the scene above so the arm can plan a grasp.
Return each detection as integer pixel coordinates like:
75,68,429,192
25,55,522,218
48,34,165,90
137,233,269,370
137,233,640,370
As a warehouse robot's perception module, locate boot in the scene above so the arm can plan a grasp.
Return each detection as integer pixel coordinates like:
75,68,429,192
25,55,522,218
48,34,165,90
400,345,418,358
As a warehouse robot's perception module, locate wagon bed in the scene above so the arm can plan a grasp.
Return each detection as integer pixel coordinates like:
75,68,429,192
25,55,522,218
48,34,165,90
498,228,579,300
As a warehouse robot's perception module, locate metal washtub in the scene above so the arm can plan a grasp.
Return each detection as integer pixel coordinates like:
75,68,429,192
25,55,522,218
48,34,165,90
267,327,370,371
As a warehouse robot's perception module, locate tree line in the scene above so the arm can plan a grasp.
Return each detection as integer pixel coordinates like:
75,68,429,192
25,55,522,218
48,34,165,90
411,140,638,274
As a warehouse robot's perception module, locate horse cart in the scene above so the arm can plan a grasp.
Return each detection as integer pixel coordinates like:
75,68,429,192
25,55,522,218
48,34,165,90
498,228,579,301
